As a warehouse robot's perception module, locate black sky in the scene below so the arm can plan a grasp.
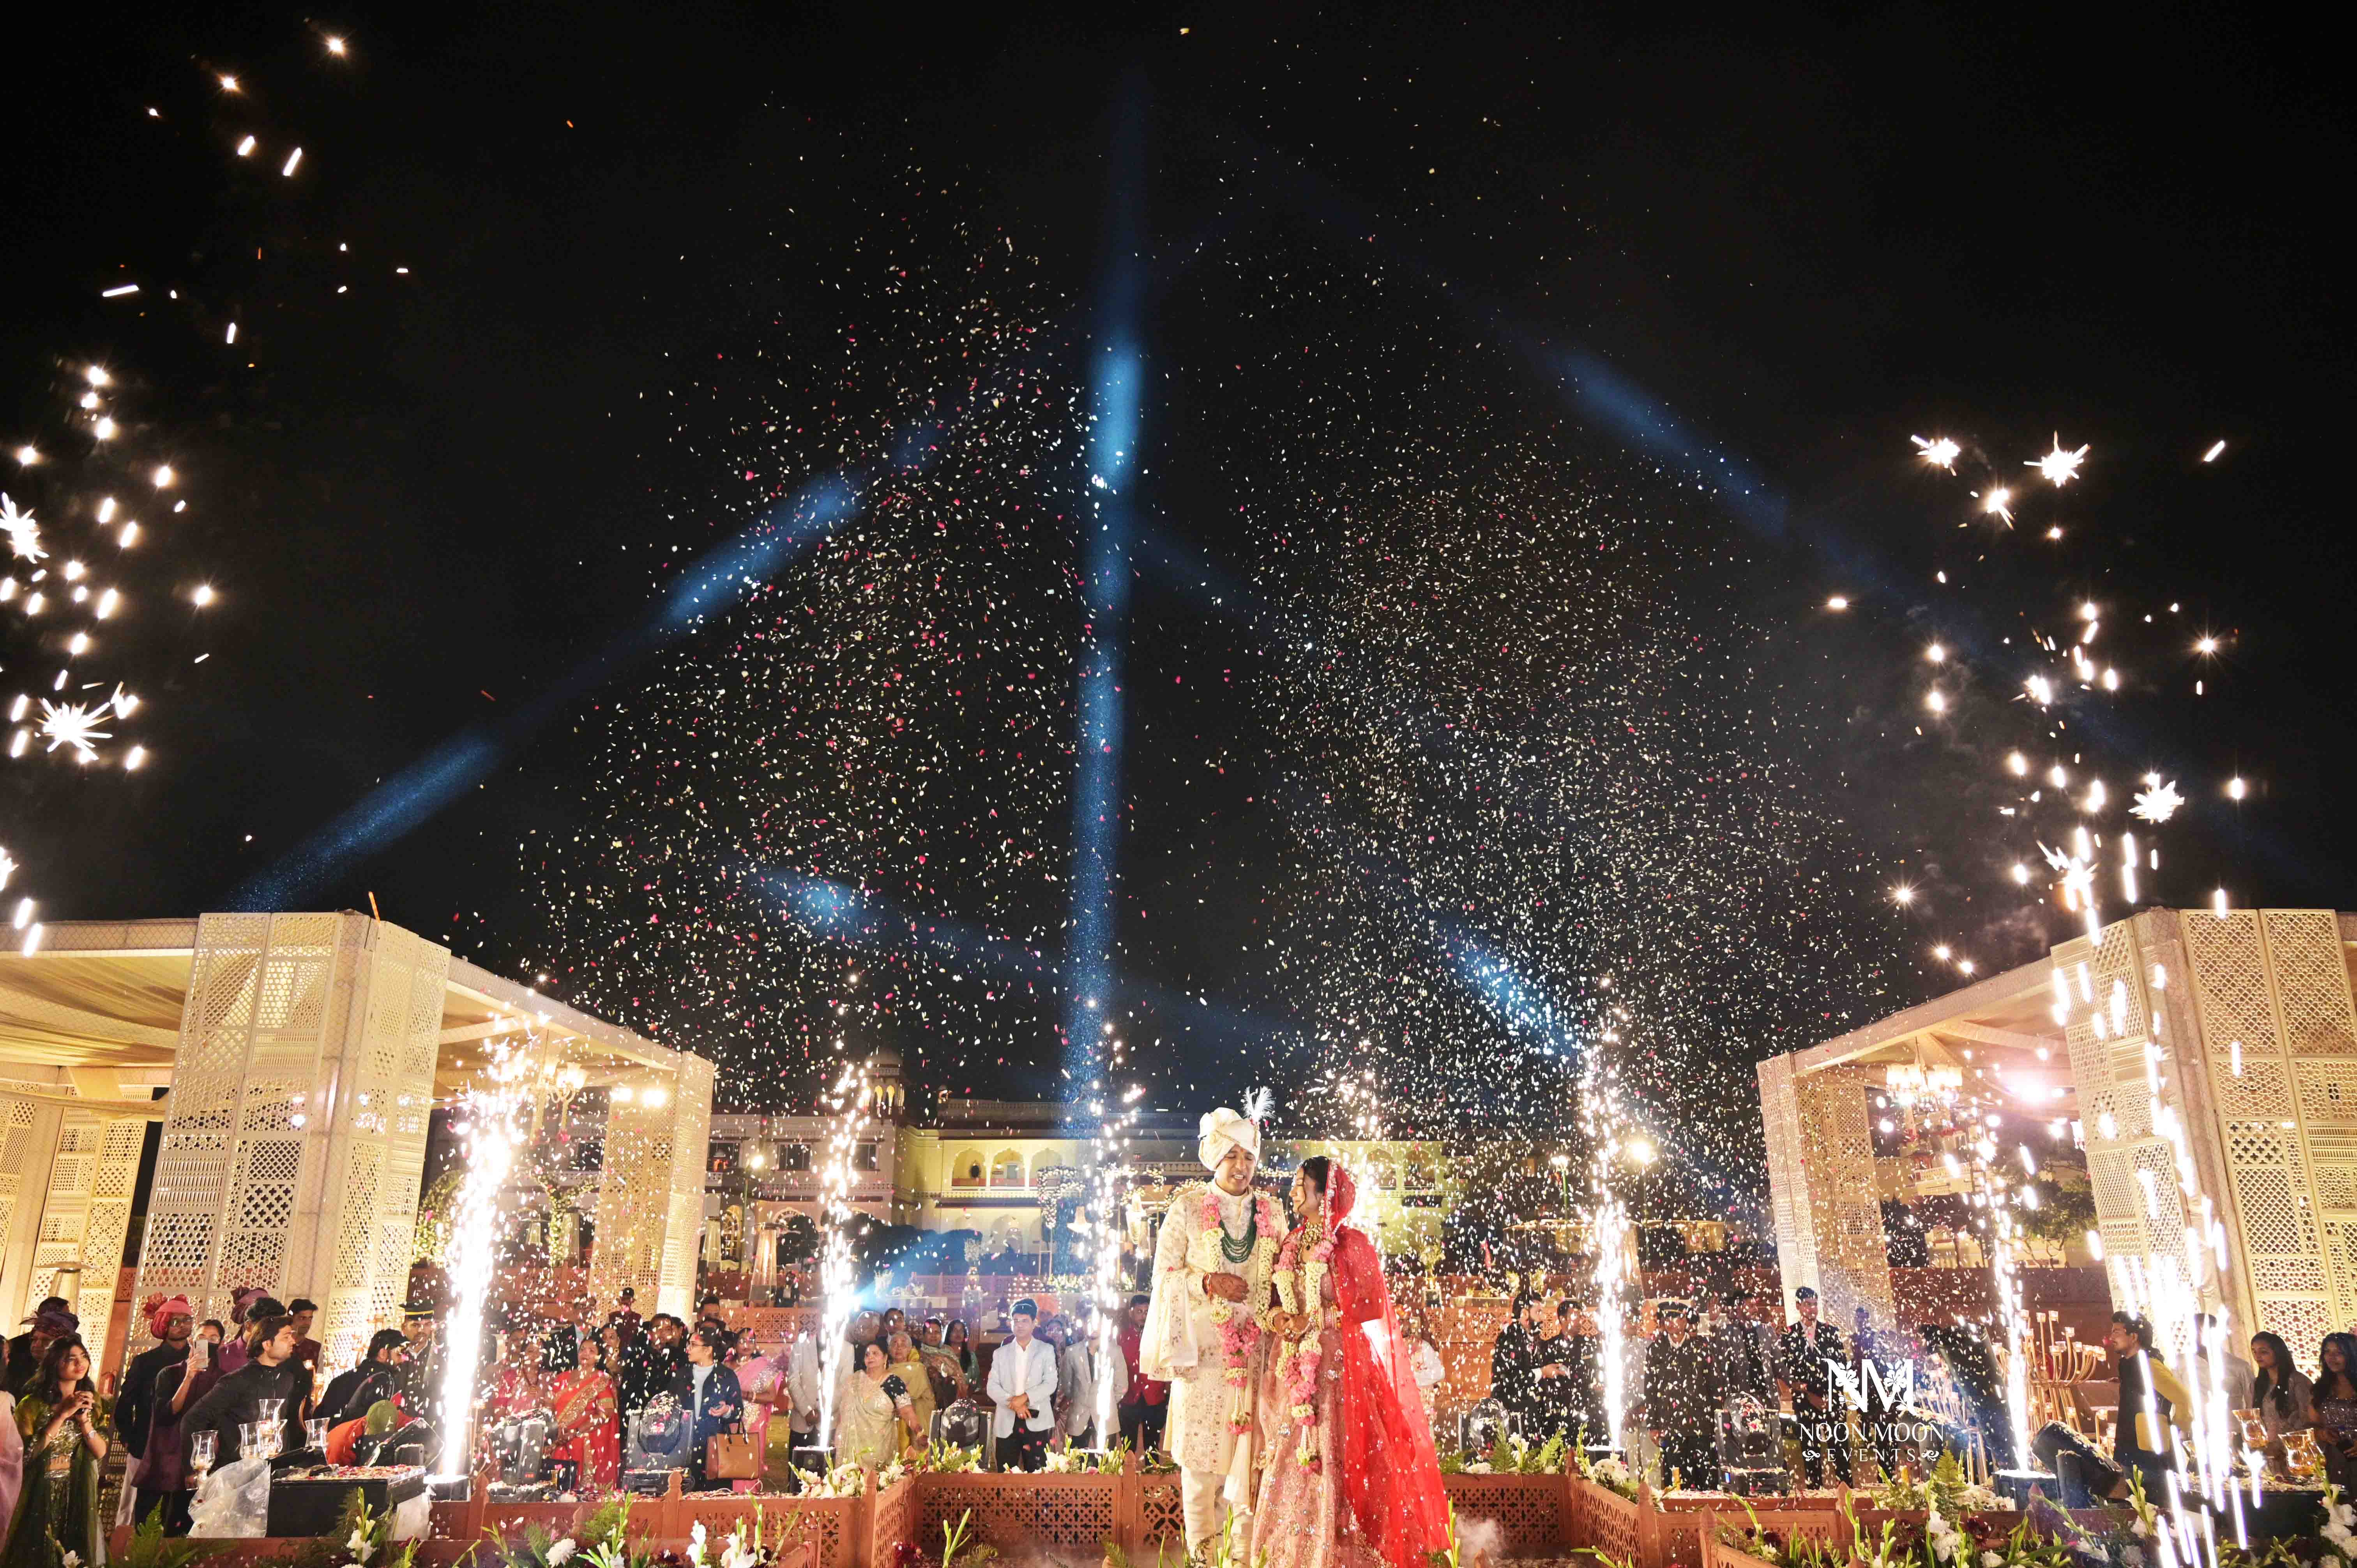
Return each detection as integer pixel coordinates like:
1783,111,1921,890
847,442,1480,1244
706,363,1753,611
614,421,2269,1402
5,2,2351,1112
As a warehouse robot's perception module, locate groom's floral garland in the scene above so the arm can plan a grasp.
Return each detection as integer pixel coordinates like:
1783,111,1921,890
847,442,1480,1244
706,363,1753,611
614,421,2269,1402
1271,1223,1339,1473
1184,1184,1284,1437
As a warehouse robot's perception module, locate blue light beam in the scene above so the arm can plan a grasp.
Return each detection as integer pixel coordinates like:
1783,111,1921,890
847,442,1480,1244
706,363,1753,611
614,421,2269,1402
1065,75,1149,1084
233,473,863,910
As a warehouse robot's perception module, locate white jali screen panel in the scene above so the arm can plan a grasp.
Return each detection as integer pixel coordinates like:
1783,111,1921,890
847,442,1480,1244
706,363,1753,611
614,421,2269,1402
2063,909,2357,1376
129,912,447,1372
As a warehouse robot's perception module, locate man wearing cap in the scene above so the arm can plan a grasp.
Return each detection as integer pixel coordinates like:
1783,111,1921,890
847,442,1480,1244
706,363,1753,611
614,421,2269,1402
1775,1287,1852,1487
5,1297,73,1396
1140,1107,1282,1558
1640,1301,1716,1488
6,1302,78,1398
985,1298,1058,1471
120,1296,195,1526
607,1287,643,1349
322,1330,413,1424
1721,1289,1777,1406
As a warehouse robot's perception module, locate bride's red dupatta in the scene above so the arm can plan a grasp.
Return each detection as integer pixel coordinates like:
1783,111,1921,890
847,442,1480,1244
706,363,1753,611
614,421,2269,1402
1325,1166,1452,1568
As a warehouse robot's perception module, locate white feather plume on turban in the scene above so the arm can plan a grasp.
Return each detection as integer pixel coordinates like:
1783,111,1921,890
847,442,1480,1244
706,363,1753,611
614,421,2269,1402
1198,1107,1260,1171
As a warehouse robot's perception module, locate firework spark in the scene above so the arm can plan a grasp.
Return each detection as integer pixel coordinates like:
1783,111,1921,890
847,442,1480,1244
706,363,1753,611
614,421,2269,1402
0,495,43,562
2131,779,2185,824
2027,435,2089,486
1911,434,1961,471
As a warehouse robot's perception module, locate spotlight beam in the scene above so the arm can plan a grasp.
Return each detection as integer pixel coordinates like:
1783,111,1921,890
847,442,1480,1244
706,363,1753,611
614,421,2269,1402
1065,74,1150,1084
233,472,864,909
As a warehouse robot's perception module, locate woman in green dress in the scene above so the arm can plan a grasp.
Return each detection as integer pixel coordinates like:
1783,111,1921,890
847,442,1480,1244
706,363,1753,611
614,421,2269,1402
3,1335,109,1568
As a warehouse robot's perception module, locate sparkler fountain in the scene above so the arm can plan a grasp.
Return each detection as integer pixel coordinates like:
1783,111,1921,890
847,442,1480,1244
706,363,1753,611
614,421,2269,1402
1578,1038,1634,1455
812,1058,871,1455
1085,1087,1142,1449
434,1029,534,1481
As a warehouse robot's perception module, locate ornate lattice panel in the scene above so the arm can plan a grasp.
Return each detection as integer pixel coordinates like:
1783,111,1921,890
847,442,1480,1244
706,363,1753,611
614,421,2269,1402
1756,1056,1815,1305
1793,1064,1896,1329
1441,1474,1571,1558
589,1088,672,1310
870,1474,916,1561
2059,921,2208,1315
661,1055,715,1317
2262,910,2357,1054
1137,1475,1184,1553
1574,1476,1646,1563
30,1114,97,1308
67,1116,148,1331
1760,1057,1895,1329
2177,908,2357,1367
130,912,447,1371
0,1098,42,1268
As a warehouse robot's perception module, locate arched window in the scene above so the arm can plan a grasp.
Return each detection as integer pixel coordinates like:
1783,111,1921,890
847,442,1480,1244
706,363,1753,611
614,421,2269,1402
990,1150,1026,1187
949,1147,986,1188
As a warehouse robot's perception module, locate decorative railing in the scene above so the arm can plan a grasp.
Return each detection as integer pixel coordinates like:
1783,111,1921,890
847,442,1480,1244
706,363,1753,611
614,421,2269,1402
113,1466,2129,1568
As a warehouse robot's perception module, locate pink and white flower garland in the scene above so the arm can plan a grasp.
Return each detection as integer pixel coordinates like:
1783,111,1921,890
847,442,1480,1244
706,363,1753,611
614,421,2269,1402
1195,1186,1283,1436
1272,1224,1339,1471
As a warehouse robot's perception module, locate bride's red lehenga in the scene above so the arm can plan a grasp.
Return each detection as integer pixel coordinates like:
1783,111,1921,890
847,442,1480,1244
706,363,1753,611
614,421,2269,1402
1248,1166,1452,1568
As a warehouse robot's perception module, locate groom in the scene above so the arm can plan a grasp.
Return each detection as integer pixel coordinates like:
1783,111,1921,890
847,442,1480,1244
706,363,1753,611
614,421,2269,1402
1140,1107,1280,1561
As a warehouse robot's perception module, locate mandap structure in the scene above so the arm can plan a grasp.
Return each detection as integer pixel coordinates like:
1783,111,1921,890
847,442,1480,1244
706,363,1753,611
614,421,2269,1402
0,910,714,1376
1760,905,2357,1365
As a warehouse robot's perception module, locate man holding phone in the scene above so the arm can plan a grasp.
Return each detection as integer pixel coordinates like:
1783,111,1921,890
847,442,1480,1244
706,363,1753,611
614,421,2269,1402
182,1314,305,1468
120,1297,195,1526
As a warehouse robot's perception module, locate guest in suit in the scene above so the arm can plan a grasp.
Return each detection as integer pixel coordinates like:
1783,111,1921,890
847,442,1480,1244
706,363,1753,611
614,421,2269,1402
985,1298,1057,1471
684,1326,743,1492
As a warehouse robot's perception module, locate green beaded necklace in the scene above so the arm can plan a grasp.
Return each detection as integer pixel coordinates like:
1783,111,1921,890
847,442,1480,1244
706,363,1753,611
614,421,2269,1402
1217,1196,1260,1264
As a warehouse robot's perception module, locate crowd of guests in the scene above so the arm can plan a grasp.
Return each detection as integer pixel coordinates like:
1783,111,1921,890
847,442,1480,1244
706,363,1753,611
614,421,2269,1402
1480,1284,2023,1487
1474,1283,2357,1497
0,1275,2344,1565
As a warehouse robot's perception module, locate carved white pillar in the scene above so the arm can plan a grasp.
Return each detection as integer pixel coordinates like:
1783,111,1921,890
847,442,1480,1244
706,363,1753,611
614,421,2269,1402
1758,1057,1895,1328
129,912,446,1371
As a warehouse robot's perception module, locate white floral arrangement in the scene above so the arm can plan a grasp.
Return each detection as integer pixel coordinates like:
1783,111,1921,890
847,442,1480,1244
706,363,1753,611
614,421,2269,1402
788,1459,870,1498
2320,1483,2356,1568
1570,1449,1640,1499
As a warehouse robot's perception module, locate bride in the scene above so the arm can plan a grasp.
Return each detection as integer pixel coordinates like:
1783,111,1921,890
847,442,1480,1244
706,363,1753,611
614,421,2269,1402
1248,1157,1451,1568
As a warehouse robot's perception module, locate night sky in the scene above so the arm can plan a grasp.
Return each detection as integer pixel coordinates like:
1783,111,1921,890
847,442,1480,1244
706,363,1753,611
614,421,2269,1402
6,4,2348,1174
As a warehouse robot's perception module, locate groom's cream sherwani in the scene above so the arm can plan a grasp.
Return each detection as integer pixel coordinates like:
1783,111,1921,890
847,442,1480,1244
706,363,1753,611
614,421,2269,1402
1140,1132,1280,1557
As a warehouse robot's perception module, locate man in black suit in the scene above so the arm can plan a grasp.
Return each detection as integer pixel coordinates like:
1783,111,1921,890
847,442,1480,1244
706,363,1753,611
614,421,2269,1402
1775,1287,1852,1486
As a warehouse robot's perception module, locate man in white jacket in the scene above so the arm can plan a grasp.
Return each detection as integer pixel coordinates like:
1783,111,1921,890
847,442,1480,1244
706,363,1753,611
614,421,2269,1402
784,1327,821,1447
1053,1313,1099,1450
986,1298,1058,1471
1139,1108,1280,1559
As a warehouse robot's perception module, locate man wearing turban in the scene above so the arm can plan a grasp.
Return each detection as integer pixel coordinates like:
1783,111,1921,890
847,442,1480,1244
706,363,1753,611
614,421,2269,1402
118,1296,193,1531
1140,1107,1284,1558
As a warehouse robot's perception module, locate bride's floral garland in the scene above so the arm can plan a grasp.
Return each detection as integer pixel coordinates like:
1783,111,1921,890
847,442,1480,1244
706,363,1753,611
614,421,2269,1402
1270,1223,1339,1472
1184,1184,1284,1437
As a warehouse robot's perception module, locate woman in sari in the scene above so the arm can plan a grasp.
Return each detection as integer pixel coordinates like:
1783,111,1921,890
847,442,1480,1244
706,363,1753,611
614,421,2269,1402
942,1320,979,1386
1249,1158,1450,1568
549,1331,620,1492
885,1331,936,1448
3,1336,110,1568
488,1334,546,1420
835,1341,921,1471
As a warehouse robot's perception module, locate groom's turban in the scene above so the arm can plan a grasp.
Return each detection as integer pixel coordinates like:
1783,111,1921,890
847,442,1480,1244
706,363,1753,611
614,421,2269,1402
1198,1107,1261,1171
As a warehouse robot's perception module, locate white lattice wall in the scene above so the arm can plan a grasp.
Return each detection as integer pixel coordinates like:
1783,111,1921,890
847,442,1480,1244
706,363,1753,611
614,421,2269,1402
1758,1058,1895,1326
129,913,447,1373
660,1056,714,1319
2057,910,2357,1376
2176,909,2357,1365
24,1111,149,1329
586,1052,715,1321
